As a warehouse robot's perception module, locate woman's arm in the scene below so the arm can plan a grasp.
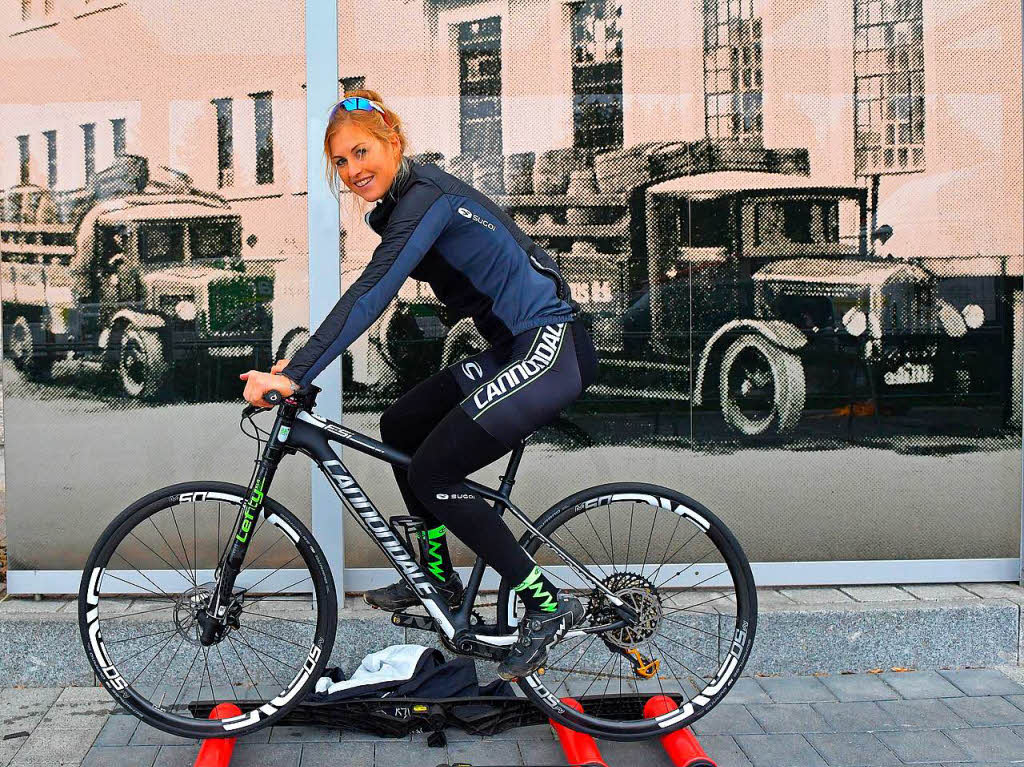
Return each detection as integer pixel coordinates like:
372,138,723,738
281,181,450,387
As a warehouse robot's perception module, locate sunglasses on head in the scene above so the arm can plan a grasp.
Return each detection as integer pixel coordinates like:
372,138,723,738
332,97,390,126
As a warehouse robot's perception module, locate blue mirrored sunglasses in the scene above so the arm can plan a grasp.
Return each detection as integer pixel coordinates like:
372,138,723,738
332,97,387,121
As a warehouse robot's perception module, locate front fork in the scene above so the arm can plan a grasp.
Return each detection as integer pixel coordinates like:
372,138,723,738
197,412,289,645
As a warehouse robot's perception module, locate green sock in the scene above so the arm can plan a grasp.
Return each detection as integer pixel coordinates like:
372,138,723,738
418,524,455,583
513,565,559,613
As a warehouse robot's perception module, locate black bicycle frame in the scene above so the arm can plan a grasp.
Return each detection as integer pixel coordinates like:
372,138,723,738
206,397,633,653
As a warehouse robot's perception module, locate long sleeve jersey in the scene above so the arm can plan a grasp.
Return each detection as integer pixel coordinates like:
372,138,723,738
281,158,579,387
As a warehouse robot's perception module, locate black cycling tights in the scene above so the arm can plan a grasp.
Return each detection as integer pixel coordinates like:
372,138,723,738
379,319,597,586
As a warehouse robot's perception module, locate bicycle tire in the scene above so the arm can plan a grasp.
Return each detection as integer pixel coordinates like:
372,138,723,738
78,481,337,739
496,482,757,741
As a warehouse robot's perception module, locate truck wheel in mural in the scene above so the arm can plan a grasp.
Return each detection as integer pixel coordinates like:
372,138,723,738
719,334,806,436
277,327,310,362
6,314,55,381
440,317,486,369
117,325,169,399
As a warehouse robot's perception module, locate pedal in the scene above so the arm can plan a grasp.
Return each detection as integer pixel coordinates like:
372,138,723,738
391,611,437,632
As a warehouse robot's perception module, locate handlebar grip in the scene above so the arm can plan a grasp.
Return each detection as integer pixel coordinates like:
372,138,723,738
265,390,283,405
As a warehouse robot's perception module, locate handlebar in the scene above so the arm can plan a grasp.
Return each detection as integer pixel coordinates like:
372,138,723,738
241,383,320,419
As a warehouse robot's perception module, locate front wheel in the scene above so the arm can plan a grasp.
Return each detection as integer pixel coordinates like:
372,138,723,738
720,334,806,436
118,326,168,399
78,481,337,739
497,482,756,741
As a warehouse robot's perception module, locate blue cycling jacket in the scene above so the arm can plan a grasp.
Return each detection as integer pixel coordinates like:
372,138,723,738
282,158,579,387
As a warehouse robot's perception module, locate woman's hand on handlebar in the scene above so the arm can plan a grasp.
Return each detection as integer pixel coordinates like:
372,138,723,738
239,370,296,408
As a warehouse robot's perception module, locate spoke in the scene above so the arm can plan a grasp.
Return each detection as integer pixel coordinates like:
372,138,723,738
659,614,724,641
120,630,178,677
652,511,684,584
171,645,204,711
242,573,312,606
214,644,239,702
580,511,615,572
607,502,614,567
641,506,658,574
654,543,718,590
125,533,194,592
239,554,303,595
626,503,635,565
104,564,178,603
576,650,616,699
238,611,316,628
553,527,609,582
238,534,287,573
649,527,702,585
225,634,263,697
149,517,197,589
656,632,722,664
170,507,197,588
202,646,216,710
132,632,184,689
665,588,735,613
645,638,667,700
232,628,297,675
105,603,176,620
104,627,179,646
240,623,309,650
650,636,709,686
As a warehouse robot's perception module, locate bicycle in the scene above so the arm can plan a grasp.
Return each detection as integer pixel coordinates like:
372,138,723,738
78,384,757,741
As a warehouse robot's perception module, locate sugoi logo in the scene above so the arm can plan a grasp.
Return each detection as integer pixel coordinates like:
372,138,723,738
457,206,496,230
461,361,483,380
436,493,476,500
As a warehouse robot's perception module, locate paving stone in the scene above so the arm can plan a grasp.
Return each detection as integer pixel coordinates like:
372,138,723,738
875,698,970,729
875,730,971,761
517,739,570,767
818,674,901,702
746,703,832,734
803,732,901,765
374,739,449,767
0,598,68,613
691,735,754,767
728,589,801,610
448,739,524,765
757,676,838,703
877,670,965,699
777,588,856,604
810,701,899,732
961,583,1024,603
733,734,828,766
901,584,981,600
93,714,140,746
298,741,375,767
0,687,64,708
938,668,1024,696
942,725,1024,760
82,744,159,767
269,725,340,742
8,725,102,764
130,721,198,746
941,695,1024,726
152,744,202,767
689,703,764,735
1008,695,1024,712
838,586,914,602
226,743,302,766
712,678,765,706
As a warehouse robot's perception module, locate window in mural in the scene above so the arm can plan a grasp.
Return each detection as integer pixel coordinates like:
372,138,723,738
17,135,29,184
341,75,365,93
571,0,623,152
111,117,126,156
457,17,502,158
702,0,763,143
251,91,274,185
213,98,234,188
854,0,925,174
43,129,56,188
82,122,96,183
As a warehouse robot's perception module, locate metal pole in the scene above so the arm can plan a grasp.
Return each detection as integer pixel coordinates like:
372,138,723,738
305,0,344,599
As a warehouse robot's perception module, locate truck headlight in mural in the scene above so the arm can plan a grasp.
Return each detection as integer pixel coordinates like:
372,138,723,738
1,156,278,402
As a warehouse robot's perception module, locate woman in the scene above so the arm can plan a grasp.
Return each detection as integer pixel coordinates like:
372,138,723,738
240,90,598,680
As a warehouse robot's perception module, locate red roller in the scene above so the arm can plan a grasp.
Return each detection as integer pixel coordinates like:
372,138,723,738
194,702,244,767
643,696,716,767
549,697,608,767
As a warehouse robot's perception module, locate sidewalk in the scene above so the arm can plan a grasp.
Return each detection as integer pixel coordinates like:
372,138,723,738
2,666,1023,766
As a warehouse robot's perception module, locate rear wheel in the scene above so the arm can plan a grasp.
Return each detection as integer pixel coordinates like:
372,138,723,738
118,326,168,399
78,481,337,739
8,314,54,381
497,482,756,741
720,334,805,435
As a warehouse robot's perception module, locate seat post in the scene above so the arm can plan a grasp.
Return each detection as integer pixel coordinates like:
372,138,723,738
496,439,526,499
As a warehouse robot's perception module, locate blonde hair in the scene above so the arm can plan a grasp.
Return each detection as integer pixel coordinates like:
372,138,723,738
323,89,411,218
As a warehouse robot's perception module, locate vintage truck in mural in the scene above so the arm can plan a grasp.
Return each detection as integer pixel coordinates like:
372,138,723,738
358,144,992,436
0,156,284,400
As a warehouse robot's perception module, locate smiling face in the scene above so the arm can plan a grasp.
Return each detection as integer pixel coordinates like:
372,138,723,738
329,122,402,202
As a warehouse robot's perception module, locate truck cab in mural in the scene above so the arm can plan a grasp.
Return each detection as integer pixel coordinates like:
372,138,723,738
1,156,276,399
360,143,989,437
